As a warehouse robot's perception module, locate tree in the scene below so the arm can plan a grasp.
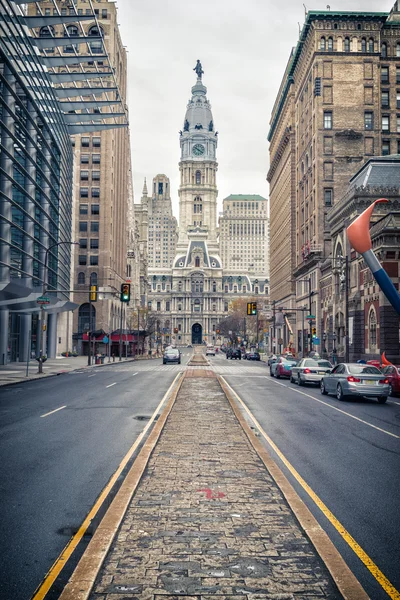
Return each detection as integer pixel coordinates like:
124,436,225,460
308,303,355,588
217,297,262,345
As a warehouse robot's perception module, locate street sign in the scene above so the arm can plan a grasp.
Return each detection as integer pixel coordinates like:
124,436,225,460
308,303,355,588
103,336,109,344
306,314,315,320
313,337,320,345
37,296,50,305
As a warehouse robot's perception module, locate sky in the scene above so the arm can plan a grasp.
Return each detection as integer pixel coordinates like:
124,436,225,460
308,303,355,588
115,0,393,216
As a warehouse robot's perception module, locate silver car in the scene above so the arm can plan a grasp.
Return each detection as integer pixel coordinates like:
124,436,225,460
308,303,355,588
290,358,333,386
320,363,390,403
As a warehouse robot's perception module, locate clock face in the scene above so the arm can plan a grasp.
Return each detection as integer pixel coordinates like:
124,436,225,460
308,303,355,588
192,143,205,156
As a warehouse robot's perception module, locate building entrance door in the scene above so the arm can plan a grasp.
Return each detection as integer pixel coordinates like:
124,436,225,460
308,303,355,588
192,323,202,345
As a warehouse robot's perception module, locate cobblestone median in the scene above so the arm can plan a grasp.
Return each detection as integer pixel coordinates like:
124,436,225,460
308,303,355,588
89,374,343,600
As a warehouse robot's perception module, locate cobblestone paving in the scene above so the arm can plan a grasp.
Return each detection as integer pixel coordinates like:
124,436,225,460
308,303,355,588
89,374,343,600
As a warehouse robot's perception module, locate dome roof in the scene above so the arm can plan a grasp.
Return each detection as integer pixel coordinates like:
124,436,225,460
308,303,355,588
183,76,214,134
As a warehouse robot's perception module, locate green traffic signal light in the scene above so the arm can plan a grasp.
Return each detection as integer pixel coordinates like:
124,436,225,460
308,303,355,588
120,283,131,302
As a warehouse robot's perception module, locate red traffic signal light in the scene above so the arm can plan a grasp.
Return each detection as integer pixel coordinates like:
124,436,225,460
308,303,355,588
120,283,131,302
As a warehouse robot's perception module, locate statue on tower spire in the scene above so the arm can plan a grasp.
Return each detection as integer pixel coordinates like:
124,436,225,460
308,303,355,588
193,59,204,80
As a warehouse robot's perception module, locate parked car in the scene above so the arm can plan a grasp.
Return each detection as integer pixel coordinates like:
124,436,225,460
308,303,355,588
320,363,390,403
206,345,215,356
271,357,298,378
382,365,400,397
245,350,261,361
267,354,277,366
227,348,241,360
290,358,333,386
163,347,181,364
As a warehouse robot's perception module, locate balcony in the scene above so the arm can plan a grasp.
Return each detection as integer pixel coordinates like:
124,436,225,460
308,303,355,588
301,242,323,260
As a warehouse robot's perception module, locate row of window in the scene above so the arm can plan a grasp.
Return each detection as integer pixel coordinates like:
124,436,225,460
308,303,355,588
79,221,99,232
381,66,400,85
320,37,400,56
381,91,400,109
80,170,100,181
381,114,400,133
38,7,108,18
77,272,98,285
80,188,100,199
78,255,98,265
81,137,101,148
81,154,101,165
79,239,99,249
80,204,99,215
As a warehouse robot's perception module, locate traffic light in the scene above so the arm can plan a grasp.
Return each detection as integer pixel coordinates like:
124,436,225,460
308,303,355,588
216,329,220,334
120,283,131,302
312,327,317,337
89,285,97,302
247,302,257,315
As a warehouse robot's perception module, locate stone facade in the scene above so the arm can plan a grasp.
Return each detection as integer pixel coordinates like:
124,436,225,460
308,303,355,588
268,3,400,356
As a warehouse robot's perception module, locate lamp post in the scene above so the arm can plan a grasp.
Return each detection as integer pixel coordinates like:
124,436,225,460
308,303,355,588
137,301,140,357
147,300,152,357
38,241,78,374
323,332,327,357
332,332,337,365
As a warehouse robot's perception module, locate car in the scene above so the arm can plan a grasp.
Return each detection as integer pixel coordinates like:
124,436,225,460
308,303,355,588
227,348,241,360
206,345,215,356
163,347,181,364
267,354,277,366
186,344,193,348
382,365,400,397
271,357,297,378
320,363,390,403
290,358,333,386
245,351,260,361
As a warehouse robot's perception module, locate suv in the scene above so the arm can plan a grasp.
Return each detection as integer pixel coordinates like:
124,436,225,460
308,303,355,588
228,348,241,360
206,345,215,356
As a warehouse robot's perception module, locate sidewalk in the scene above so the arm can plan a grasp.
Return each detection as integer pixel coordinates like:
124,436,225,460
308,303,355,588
0,355,136,387
60,367,367,600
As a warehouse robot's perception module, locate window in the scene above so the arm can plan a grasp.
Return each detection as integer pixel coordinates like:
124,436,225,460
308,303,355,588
364,111,373,130
344,37,350,52
91,221,99,232
90,272,97,285
102,9,108,18
79,204,88,215
79,221,88,232
92,170,100,181
381,66,389,83
92,154,101,164
361,38,366,52
91,188,100,198
397,42,400,57
80,187,89,198
382,140,390,155
195,257,200,267
324,189,333,207
368,38,374,53
90,239,99,249
195,170,201,184
382,115,390,131
79,255,87,265
224,302,229,312
397,115,400,133
78,272,85,285
157,302,161,311
88,25,103,53
327,37,333,51
212,281,217,292
381,90,390,107
324,111,332,129
90,255,98,266
81,137,90,147
81,154,89,164
79,238,87,249
92,137,101,147
397,92,400,108
166,301,170,311
320,37,326,51
80,170,89,181
381,42,387,57
397,67,400,84
91,204,100,215
368,309,377,348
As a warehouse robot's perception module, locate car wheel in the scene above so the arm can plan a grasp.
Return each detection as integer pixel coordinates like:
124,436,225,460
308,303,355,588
178,360,181,364
336,384,345,401
378,396,388,404
290,375,295,383
297,374,304,386
320,380,328,395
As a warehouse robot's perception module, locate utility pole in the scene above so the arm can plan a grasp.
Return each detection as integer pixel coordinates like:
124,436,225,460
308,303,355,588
308,278,313,354
119,305,123,361
272,300,276,353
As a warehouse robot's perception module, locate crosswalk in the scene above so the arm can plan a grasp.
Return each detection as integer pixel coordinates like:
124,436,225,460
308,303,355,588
111,363,268,375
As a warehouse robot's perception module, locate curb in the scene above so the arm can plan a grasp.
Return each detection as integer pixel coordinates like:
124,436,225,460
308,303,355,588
218,375,369,600
57,372,185,600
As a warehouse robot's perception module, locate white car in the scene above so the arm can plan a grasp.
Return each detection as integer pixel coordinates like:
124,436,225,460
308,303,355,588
290,358,333,386
206,345,215,356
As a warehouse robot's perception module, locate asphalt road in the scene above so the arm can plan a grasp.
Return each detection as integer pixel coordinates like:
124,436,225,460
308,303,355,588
1,351,399,600
0,354,192,600
215,353,400,600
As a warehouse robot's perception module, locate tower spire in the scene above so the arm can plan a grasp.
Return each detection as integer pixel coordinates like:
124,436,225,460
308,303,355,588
142,177,148,196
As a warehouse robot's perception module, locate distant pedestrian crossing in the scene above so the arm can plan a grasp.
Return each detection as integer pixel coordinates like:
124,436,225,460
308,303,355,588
111,363,268,375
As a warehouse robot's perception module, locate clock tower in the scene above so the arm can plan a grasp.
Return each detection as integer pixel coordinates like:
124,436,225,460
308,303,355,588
177,63,218,249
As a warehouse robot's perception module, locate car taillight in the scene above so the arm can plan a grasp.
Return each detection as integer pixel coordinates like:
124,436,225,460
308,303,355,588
304,368,311,373
347,376,361,383
379,378,389,384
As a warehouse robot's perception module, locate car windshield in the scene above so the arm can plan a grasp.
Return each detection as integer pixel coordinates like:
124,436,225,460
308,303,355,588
348,365,381,375
317,360,332,368
304,359,319,366
166,349,179,355
283,359,296,365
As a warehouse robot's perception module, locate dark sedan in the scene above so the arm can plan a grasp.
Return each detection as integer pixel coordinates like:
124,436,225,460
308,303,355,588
227,348,241,360
245,351,260,361
163,348,181,364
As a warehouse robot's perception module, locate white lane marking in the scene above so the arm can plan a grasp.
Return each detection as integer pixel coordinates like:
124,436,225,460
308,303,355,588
268,377,400,439
88,374,96,378
41,406,67,418
132,372,138,377
389,400,400,406
106,382,117,388
271,380,288,387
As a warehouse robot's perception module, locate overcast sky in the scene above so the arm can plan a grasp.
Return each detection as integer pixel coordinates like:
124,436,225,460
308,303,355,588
116,0,393,216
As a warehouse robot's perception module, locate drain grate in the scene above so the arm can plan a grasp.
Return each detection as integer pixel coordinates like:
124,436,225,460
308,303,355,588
134,414,159,421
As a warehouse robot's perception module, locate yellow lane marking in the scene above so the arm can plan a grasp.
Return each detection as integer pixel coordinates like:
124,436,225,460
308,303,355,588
267,377,400,440
222,377,400,600
40,406,66,418
32,373,182,600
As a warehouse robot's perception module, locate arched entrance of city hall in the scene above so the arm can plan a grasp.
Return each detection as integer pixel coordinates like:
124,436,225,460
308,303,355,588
192,323,202,345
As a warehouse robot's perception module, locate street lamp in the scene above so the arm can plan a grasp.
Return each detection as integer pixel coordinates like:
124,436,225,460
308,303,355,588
38,241,78,374
322,332,327,356
332,332,337,365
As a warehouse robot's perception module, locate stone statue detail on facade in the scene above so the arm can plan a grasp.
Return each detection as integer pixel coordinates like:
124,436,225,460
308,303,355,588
193,60,204,80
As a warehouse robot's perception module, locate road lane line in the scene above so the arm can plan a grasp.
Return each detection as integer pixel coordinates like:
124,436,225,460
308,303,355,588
221,377,400,600
267,378,400,440
32,372,183,600
106,382,117,388
132,372,138,376
88,374,96,378
40,406,66,418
